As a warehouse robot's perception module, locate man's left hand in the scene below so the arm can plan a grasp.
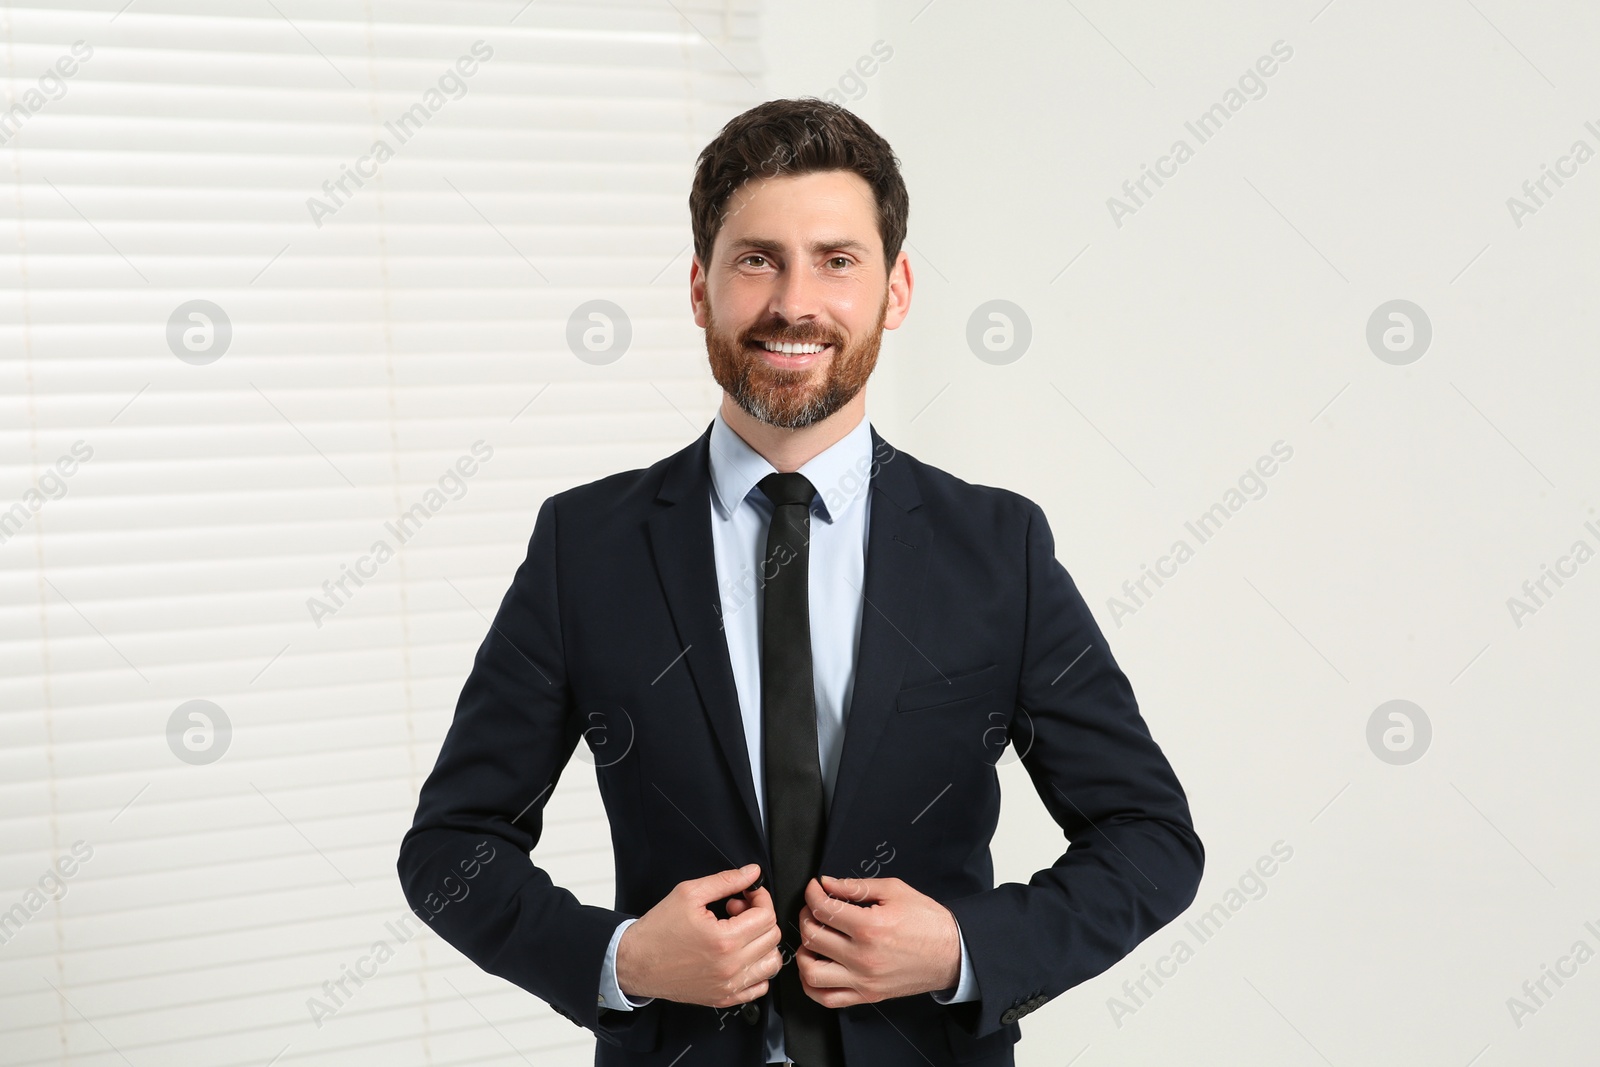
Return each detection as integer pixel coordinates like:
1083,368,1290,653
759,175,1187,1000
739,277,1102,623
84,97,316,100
795,875,962,1006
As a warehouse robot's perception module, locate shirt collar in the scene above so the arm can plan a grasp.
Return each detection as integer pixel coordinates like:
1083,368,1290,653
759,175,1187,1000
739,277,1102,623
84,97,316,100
708,406,874,524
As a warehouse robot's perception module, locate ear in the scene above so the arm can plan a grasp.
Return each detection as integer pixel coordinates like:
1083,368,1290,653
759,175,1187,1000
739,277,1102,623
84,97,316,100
882,251,912,331
689,257,709,328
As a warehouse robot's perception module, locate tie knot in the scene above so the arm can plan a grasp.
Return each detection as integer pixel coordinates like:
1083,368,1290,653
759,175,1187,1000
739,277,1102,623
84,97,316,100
757,471,816,510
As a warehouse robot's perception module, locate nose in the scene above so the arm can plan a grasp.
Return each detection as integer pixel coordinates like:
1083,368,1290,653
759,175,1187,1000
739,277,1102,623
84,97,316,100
767,264,825,335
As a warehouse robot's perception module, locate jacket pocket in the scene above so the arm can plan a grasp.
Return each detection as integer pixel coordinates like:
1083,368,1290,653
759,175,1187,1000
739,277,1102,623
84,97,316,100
896,663,999,714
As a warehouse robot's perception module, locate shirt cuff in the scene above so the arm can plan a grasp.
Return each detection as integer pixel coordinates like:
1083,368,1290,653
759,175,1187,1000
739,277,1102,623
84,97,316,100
930,916,979,1004
598,917,655,1010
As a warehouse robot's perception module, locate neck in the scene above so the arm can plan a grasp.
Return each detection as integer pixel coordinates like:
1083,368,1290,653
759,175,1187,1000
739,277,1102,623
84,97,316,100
719,392,866,473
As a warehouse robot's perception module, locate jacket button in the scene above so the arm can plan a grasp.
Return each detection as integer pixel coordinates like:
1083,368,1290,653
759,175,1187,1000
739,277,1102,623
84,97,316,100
741,1001,761,1025
1000,1008,1019,1024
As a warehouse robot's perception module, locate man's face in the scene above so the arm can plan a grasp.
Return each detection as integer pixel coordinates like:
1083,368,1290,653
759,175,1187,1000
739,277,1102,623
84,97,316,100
691,169,909,429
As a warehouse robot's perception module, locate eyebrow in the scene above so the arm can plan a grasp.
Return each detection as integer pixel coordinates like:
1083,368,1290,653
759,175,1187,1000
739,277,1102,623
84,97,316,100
725,237,873,257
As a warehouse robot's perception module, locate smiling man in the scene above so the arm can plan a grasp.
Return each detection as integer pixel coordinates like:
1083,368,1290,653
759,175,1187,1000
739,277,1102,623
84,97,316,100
398,98,1203,1067
700,167,890,439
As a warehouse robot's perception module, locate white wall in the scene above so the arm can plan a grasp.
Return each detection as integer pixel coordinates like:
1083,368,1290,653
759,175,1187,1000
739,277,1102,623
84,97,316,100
760,0,1599,1063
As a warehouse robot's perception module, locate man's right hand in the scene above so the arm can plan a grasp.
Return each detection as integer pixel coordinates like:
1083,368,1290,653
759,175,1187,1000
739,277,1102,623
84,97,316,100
615,863,783,1008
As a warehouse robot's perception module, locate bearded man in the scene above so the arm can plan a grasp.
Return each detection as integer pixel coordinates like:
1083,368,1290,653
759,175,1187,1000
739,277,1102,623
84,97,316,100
399,97,1203,1067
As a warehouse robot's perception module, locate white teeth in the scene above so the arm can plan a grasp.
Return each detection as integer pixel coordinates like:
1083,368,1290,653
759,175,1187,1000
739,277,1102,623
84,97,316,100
758,340,827,355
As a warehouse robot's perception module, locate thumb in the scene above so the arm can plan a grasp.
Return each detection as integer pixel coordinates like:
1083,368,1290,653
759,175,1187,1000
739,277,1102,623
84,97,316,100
819,873,876,903
687,863,761,904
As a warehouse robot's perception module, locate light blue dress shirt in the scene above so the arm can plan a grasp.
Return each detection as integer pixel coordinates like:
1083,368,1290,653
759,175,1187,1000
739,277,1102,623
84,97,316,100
597,408,978,1060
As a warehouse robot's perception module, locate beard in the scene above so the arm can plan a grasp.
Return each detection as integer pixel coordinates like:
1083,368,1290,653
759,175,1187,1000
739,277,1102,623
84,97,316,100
705,289,888,430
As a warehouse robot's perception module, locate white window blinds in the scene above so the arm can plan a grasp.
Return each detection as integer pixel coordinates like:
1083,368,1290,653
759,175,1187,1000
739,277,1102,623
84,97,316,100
0,1,759,1063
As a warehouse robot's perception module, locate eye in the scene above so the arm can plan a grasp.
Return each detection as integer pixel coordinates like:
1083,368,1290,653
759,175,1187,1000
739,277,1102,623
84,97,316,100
827,256,852,269
740,254,769,268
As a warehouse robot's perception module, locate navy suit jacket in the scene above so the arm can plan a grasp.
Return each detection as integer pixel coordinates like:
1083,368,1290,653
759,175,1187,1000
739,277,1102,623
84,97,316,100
397,421,1204,1066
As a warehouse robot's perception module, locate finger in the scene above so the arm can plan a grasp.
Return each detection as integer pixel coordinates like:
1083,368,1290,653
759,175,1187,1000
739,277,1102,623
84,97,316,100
796,944,858,1000
725,889,781,942
802,977,865,1009
684,863,763,907
725,900,780,942
805,877,864,936
728,978,769,1004
806,985,866,1008
725,939,783,1001
728,948,776,993
798,904,852,963
745,945,785,987
737,885,775,923
730,913,783,962
819,874,882,905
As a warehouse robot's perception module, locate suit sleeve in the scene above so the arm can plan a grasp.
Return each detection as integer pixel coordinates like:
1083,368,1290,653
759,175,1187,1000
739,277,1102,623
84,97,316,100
942,498,1205,1040
396,494,654,1047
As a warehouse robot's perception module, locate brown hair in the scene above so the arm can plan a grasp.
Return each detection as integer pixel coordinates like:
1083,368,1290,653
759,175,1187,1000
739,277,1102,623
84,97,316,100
689,97,909,275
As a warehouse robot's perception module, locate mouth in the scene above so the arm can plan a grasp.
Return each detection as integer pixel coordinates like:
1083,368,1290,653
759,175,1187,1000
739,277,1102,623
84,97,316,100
746,338,834,369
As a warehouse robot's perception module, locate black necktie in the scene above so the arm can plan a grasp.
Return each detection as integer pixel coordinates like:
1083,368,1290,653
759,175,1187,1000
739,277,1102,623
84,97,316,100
757,471,843,1067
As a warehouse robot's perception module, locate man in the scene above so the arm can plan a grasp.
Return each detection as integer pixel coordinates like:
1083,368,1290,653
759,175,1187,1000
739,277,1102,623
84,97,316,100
398,97,1203,1067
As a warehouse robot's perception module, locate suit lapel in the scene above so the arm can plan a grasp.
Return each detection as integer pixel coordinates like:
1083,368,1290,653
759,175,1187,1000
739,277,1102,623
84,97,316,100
647,423,767,852
821,426,929,867
645,420,931,871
